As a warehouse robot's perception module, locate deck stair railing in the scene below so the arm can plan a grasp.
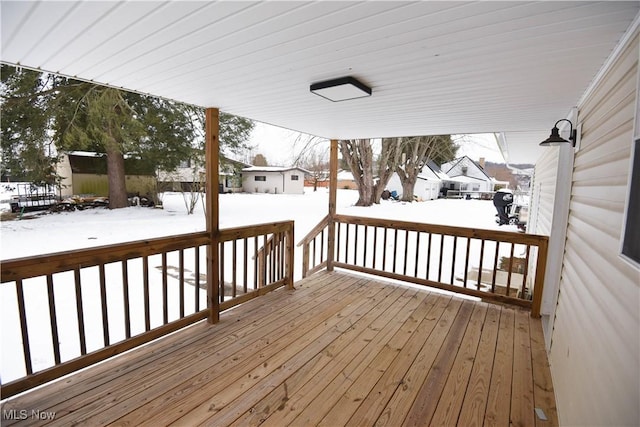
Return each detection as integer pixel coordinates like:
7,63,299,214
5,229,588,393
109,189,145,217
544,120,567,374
299,214,548,316
0,220,294,399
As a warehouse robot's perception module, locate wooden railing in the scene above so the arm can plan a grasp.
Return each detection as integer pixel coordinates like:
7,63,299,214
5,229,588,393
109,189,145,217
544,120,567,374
0,221,294,399
299,214,548,316
218,221,294,311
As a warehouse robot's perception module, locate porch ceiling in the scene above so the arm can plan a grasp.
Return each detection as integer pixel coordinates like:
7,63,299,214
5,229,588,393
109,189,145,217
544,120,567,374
2,1,638,164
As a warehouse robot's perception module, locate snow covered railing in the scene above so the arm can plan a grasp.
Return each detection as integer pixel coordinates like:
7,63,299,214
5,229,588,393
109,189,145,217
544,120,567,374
299,214,548,317
0,221,294,399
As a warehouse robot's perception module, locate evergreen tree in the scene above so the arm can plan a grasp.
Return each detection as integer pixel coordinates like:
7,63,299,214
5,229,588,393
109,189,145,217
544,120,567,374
1,65,254,208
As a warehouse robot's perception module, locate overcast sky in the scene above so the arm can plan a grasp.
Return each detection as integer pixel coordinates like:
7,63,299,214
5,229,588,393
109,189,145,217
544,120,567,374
247,122,505,167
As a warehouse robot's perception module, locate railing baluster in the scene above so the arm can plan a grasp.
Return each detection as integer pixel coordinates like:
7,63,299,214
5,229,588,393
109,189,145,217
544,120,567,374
270,234,275,283
46,275,61,364
243,238,248,293
320,229,325,264
426,233,432,280
347,223,352,264
522,244,531,297
253,235,259,289
99,264,109,346
382,227,388,271
162,253,168,324
414,232,420,277
363,225,368,268
220,241,225,301
354,224,360,265
16,279,33,375
120,262,130,340
312,234,317,266
491,241,500,293
451,236,458,284
506,243,515,296
195,246,201,310
143,256,150,331
438,234,445,283
463,237,471,288
179,249,185,318
336,222,342,263
372,226,378,269
401,230,408,275
477,240,485,290
232,240,237,298
392,229,399,273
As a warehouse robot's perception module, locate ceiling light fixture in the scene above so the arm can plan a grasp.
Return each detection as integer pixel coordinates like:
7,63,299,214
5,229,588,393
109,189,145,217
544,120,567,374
310,76,372,102
540,119,577,147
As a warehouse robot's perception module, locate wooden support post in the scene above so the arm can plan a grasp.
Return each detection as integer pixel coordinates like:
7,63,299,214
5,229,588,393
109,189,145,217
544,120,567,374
327,139,338,271
531,237,549,318
286,224,295,289
205,108,220,324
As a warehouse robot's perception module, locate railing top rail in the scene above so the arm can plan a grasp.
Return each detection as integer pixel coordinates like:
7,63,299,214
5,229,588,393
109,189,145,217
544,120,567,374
219,220,294,242
297,214,330,247
1,231,212,283
333,214,548,246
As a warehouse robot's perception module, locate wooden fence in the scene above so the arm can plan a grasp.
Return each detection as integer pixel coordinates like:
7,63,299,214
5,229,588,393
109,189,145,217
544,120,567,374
0,221,294,399
299,214,548,316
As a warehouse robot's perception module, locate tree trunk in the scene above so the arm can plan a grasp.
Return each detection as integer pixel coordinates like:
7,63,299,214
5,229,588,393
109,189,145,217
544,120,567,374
401,177,417,202
339,139,375,207
105,148,128,209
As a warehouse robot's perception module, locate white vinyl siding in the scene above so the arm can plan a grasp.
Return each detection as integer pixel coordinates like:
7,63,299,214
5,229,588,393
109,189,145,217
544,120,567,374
549,30,639,427
528,148,559,237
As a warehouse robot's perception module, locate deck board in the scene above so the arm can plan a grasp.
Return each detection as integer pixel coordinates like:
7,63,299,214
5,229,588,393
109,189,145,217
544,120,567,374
1,271,557,426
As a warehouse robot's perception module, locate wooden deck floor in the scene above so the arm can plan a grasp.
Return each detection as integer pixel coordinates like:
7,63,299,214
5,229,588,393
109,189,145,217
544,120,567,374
1,271,557,426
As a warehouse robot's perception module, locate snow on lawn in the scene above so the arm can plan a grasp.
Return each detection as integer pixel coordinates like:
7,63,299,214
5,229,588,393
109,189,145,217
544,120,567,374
1,189,515,260
1,189,520,383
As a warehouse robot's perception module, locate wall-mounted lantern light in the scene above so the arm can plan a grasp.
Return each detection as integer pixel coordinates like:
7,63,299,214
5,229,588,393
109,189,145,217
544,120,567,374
540,119,577,147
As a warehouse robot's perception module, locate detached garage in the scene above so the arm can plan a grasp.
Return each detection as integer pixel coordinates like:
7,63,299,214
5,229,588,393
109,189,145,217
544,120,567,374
242,166,309,195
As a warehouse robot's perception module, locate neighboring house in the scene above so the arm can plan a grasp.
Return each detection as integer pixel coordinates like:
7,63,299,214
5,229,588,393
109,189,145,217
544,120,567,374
336,170,357,190
57,151,156,198
386,160,445,200
157,156,251,193
441,156,494,195
242,166,309,194
527,25,639,426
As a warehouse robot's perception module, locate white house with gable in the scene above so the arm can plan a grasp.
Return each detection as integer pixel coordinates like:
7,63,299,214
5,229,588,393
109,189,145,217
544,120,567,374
242,166,309,194
441,156,494,195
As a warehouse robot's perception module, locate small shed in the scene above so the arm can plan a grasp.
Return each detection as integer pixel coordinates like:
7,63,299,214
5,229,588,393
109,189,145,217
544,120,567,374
242,166,309,194
386,161,445,201
57,151,156,198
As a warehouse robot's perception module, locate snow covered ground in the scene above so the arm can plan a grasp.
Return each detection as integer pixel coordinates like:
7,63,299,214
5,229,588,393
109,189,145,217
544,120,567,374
0,189,516,260
1,189,520,383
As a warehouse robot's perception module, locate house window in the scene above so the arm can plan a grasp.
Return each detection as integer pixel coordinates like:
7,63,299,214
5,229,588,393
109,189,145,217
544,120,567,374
254,176,266,182
291,175,299,181
472,185,480,191
622,137,640,265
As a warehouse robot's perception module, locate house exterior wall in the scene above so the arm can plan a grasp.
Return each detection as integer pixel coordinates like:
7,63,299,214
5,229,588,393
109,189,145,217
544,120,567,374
242,169,305,194
546,28,639,427
70,174,156,197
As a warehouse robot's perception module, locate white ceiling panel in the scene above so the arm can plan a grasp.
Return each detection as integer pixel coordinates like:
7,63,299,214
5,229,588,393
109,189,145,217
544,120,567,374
1,1,638,164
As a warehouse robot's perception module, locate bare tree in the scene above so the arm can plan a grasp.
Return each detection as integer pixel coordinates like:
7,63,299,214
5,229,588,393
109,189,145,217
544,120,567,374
339,139,376,206
393,135,456,202
286,133,328,190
